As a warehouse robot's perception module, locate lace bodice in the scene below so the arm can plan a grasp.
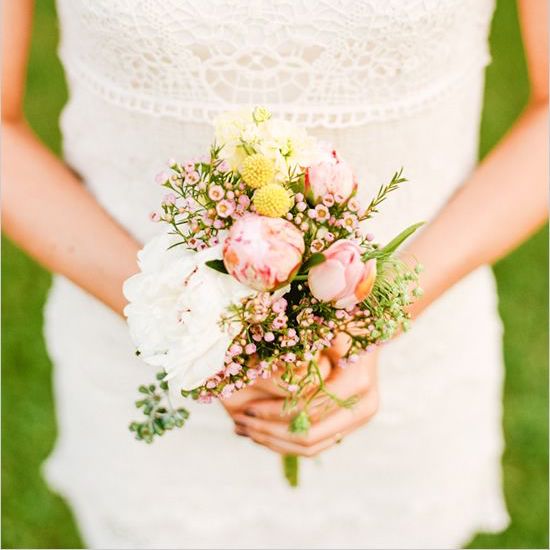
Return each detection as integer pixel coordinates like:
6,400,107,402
57,0,494,127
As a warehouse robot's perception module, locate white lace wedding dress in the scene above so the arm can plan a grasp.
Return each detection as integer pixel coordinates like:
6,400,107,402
43,1,509,548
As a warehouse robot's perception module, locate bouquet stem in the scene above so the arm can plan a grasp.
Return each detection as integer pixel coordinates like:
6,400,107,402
283,454,299,487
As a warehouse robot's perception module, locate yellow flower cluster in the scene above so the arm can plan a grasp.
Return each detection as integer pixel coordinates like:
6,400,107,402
253,183,292,218
240,154,275,189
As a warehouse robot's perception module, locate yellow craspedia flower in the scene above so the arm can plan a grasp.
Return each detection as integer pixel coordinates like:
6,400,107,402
253,183,292,218
240,154,275,189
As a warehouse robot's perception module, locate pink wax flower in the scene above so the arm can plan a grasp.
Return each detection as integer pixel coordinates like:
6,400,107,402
305,148,356,204
216,200,235,218
223,214,305,291
307,239,377,309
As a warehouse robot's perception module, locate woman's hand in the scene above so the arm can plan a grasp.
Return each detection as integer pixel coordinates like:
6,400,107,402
221,354,332,423
228,347,380,457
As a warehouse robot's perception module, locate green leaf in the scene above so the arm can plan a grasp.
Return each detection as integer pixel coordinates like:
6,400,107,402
378,222,425,256
205,259,228,274
298,253,326,274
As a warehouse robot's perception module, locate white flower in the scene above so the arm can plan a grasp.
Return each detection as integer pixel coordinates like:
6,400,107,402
214,107,319,181
123,232,255,393
258,118,318,180
214,109,253,170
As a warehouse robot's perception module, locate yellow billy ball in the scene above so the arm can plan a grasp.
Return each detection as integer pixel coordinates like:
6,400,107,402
240,154,275,189
253,183,293,218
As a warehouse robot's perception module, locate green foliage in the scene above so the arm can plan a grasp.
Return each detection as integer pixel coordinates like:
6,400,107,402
359,168,407,221
205,259,229,274
129,372,190,443
2,0,547,548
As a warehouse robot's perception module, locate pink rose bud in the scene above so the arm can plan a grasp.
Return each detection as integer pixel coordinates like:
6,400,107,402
223,214,305,291
307,239,377,309
305,148,356,204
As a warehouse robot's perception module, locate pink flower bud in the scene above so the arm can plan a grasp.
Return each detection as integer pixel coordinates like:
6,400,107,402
305,148,356,204
307,239,377,309
223,214,305,291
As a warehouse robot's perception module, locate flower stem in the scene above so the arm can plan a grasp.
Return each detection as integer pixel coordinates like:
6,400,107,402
282,454,299,487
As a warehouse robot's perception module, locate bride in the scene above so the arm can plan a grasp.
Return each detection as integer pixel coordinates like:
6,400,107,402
3,1,547,548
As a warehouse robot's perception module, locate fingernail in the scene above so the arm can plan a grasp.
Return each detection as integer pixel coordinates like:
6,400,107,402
235,427,248,437
244,409,256,417
234,420,246,427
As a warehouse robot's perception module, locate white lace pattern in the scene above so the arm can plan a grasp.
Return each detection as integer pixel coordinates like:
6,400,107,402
58,0,493,127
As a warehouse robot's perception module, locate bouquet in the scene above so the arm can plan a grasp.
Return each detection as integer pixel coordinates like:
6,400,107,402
124,106,423,486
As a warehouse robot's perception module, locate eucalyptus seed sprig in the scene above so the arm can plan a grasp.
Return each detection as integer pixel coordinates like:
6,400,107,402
129,371,189,443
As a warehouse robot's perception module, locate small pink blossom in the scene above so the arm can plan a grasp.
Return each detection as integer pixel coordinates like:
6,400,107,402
208,185,225,201
341,213,358,232
149,211,161,222
216,200,235,218
264,332,275,342
183,161,195,172
226,362,242,376
185,171,200,185
310,239,324,253
272,297,287,313
251,325,264,342
238,194,251,209
315,204,330,221
163,193,176,205
229,343,243,356
244,343,257,355
220,384,235,399
347,198,361,212
271,315,287,330
322,194,335,207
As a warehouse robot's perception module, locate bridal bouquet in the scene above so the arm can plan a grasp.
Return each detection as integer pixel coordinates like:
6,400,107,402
124,106,422,486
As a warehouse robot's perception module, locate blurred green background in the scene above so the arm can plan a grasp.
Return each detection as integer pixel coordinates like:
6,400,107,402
2,0,548,548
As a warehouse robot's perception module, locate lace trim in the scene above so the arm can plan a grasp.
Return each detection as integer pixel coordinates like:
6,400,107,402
60,49,491,129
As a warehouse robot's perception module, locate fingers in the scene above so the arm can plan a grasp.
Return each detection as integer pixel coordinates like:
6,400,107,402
235,424,351,458
240,351,377,422
222,385,274,413
233,390,379,457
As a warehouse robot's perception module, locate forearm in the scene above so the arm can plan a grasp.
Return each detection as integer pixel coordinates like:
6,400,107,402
403,101,548,318
2,120,140,315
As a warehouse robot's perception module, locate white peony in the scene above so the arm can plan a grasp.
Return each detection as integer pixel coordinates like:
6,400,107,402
123,232,255,393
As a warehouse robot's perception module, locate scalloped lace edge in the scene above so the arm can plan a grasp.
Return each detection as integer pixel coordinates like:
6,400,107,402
59,50,492,129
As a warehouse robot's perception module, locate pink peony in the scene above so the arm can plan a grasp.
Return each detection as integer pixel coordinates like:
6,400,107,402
308,239,377,309
305,148,356,204
223,214,305,291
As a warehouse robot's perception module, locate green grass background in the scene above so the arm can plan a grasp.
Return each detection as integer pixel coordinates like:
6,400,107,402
2,0,548,548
